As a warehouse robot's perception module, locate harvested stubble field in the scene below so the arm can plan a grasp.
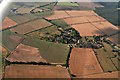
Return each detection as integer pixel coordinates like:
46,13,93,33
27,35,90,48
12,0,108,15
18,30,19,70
11,19,52,34
70,23,104,36
27,25,61,38
2,17,17,30
45,11,70,20
92,21,119,36
107,33,120,45
22,37,70,64
65,10,98,17
69,48,103,77
6,44,47,63
4,64,70,78
79,71,119,78
8,15,30,24
63,15,105,25
63,17,89,25
2,30,24,51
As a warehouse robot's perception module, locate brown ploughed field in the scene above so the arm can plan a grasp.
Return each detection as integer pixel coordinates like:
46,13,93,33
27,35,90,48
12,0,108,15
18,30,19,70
6,44,47,63
2,17,17,30
4,64,70,78
69,48,103,77
79,71,119,78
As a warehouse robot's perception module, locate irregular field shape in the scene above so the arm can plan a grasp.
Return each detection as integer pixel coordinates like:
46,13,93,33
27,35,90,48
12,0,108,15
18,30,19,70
4,64,70,78
71,23,104,36
79,71,119,78
45,11,70,20
11,19,52,34
6,44,47,63
63,17,89,25
2,17,17,30
22,37,70,64
8,15,29,24
66,10,98,17
69,48,103,77
92,21,119,36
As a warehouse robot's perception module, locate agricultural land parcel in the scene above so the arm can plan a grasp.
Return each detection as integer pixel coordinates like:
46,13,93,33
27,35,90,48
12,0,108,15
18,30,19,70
4,64,70,78
10,19,52,34
21,37,70,64
69,48,103,77
1,17,17,30
6,44,47,63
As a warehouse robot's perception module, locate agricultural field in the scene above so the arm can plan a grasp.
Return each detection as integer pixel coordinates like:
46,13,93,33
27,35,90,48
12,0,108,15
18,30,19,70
65,10,98,17
21,37,70,64
80,71,119,78
8,15,30,24
107,33,120,46
27,25,61,39
92,21,119,36
70,23,104,36
50,19,71,30
4,64,70,78
1,17,17,30
6,44,47,63
69,48,103,77
1,2,120,79
2,30,24,52
10,19,52,34
45,11,70,20
57,2,79,7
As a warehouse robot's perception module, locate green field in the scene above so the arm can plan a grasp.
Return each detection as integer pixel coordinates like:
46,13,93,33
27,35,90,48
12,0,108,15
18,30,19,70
22,36,70,64
57,2,79,6
95,7,119,26
50,19,71,30
2,30,24,52
27,25,61,39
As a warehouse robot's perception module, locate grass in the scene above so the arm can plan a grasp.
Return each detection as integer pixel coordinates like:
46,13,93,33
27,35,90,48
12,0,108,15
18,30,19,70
95,7,119,26
57,2,79,7
50,19,71,30
22,36,70,64
27,25,61,38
